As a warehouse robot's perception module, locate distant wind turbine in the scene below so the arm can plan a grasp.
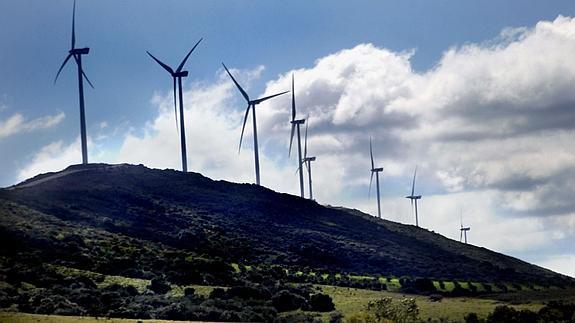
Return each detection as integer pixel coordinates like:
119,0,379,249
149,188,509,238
54,0,94,165
405,166,422,226
222,63,289,185
146,38,203,172
288,75,305,198
460,211,470,244
369,138,384,218
300,120,316,200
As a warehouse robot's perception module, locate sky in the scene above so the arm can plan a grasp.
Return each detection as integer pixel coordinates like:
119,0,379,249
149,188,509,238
1,0,575,278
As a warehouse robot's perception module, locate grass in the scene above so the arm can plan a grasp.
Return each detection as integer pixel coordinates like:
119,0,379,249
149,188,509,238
320,285,545,322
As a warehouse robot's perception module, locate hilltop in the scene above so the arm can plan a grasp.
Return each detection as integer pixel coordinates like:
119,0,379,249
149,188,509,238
0,163,573,321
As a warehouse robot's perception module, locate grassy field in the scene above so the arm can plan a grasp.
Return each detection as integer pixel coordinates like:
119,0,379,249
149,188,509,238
320,285,550,322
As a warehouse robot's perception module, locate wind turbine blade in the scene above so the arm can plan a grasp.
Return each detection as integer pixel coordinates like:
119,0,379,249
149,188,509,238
291,74,296,121
71,0,76,49
81,69,95,89
288,124,295,157
173,77,179,135
147,51,174,74
295,160,305,175
222,62,249,102
238,104,251,153
176,38,203,73
411,166,417,196
370,137,375,170
253,91,289,104
54,53,73,84
72,55,94,89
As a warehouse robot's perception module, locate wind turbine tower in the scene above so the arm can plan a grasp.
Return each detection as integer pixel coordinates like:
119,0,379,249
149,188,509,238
460,213,471,244
301,121,316,200
369,138,384,218
289,75,306,198
54,0,94,165
146,38,202,172
223,63,289,185
406,166,422,226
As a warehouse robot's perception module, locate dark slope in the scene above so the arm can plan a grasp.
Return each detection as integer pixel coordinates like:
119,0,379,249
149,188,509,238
0,163,569,285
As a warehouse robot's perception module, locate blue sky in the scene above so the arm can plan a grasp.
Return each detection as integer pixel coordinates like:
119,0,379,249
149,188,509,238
1,0,575,277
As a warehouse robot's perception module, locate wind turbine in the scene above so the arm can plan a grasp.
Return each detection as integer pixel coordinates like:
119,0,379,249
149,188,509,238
300,121,316,200
369,138,384,218
146,38,202,172
406,166,422,226
222,63,289,185
460,212,470,244
54,0,94,165
288,74,305,198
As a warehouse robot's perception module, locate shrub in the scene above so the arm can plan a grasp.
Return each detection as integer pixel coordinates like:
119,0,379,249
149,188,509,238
308,293,335,312
487,305,518,323
148,277,171,294
184,287,195,297
538,301,575,323
367,297,419,323
413,278,436,293
271,290,306,312
209,288,226,299
464,312,482,323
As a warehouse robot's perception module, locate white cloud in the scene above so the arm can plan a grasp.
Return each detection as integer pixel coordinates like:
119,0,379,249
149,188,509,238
0,111,65,140
17,139,81,182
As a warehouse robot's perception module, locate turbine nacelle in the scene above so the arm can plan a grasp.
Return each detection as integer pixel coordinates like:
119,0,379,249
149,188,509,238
69,47,90,55
290,119,305,125
304,156,316,162
173,71,189,78
371,167,383,172
461,227,470,231
406,195,422,199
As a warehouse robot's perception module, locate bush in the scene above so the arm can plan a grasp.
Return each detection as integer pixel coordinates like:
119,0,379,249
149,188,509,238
271,290,306,312
538,301,575,323
308,293,335,312
367,297,419,323
487,305,516,323
184,287,195,297
413,278,436,293
464,312,482,323
148,277,171,294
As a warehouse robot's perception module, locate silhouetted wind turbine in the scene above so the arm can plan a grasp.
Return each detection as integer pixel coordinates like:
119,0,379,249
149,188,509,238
369,138,384,218
300,120,316,200
222,63,289,185
146,38,202,172
460,212,470,244
289,75,305,198
406,166,422,226
54,0,94,165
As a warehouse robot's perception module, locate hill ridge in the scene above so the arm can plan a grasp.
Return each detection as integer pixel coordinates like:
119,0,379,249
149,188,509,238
0,163,571,286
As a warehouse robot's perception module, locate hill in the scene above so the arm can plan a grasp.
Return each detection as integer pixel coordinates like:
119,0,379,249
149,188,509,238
0,163,573,321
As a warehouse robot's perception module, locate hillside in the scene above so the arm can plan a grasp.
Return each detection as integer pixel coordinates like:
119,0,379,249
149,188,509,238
1,163,573,321
0,163,568,284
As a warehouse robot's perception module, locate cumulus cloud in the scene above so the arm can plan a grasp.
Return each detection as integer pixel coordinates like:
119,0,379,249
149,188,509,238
0,111,65,140
17,139,82,182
